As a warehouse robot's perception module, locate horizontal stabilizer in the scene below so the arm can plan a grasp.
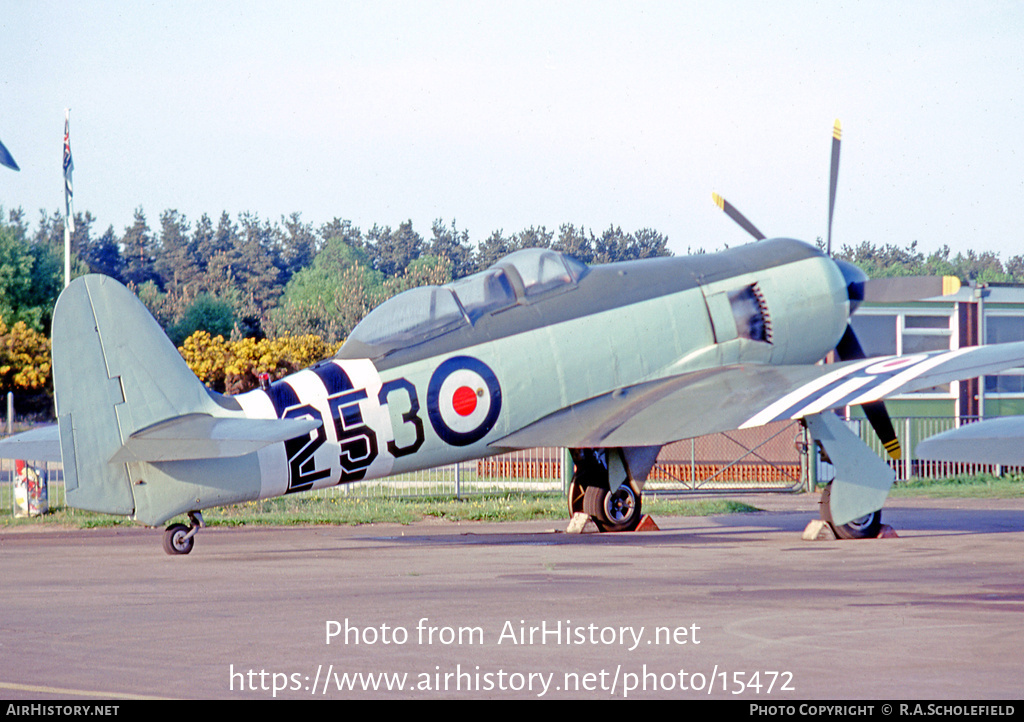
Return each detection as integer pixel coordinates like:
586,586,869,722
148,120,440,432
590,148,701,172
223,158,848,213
916,416,1024,465
0,425,61,461
109,413,322,463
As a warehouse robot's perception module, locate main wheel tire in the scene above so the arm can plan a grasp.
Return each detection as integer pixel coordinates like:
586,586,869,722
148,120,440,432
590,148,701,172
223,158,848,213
583,483,642,532
819,483,881,540
163,523,194,555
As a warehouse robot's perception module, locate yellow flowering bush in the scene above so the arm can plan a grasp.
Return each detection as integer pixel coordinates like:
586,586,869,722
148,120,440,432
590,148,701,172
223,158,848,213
0,317,52,392
179,330,340,395
178,330,230,390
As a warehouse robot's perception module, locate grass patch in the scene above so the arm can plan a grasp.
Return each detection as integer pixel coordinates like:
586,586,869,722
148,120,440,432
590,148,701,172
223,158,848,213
891,473,1024,499
0,492,758,529
7,473,1019,530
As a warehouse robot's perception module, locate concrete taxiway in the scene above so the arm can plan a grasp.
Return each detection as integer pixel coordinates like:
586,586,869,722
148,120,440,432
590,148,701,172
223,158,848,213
1,495,1022,700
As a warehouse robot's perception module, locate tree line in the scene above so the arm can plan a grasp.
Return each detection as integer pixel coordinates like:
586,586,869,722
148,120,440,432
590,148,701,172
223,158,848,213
832,240,1024,285
1,206,672,345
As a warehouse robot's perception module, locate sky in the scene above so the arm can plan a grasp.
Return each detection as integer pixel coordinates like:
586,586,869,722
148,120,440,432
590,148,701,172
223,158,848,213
1,0,1022,260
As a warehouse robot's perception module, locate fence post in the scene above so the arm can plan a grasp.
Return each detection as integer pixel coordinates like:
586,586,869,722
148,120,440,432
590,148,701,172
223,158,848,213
5,392,11,435
904,417,912,481
690,438,695,490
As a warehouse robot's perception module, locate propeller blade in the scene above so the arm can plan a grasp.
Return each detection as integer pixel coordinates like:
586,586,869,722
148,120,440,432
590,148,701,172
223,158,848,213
826,119,841,256
861,400,902,460
712,193,766,241
834,325,902,459
835,323,866,360
861,275,962,303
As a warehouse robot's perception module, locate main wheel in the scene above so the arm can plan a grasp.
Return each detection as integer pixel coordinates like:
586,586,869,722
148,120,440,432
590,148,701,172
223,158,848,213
163,523,195,555
583,483,642,532
819,483,881,539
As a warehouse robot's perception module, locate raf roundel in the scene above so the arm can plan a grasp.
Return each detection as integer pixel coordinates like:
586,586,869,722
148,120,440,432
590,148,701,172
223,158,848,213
427,356,502,446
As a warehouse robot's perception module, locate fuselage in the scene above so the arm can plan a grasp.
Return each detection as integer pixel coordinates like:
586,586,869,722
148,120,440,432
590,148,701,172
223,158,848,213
233,238,851,500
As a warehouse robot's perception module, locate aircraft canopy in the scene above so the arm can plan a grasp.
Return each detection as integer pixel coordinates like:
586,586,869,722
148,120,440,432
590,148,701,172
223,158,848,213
341,249,587,359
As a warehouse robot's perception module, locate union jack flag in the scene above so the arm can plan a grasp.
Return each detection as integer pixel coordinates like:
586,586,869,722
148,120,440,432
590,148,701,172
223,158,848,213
63,112,74,232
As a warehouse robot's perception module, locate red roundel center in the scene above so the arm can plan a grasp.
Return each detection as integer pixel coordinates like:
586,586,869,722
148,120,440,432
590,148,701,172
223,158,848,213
452,386,478,416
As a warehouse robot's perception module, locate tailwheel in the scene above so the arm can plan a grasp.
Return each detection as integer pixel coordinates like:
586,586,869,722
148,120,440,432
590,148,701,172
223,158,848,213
583,483,643,533
819,483,881,539
162,512,204,555
163,524,194,555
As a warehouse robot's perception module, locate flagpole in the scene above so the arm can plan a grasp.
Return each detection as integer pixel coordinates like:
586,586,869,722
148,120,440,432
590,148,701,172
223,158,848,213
64,206,70,289
63,108,74,289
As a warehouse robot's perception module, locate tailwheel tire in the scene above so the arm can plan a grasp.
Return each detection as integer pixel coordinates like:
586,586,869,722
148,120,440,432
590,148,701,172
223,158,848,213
163,523,194,555
583,483,642,532
819,483,882,540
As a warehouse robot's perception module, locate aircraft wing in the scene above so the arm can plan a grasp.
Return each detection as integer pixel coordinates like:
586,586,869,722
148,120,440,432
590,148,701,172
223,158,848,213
916,416,1024,465
495,341,1024,449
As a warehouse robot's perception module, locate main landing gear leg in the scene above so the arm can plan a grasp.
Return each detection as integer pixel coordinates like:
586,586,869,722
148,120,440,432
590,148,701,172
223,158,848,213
567,449,644,533
163,511,204,555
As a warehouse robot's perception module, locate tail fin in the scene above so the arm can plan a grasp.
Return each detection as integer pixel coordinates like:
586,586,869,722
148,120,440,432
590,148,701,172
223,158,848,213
53,275,262,525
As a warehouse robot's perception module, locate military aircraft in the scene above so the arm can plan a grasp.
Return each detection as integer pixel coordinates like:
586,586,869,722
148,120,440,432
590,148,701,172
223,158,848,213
4,121,1024,554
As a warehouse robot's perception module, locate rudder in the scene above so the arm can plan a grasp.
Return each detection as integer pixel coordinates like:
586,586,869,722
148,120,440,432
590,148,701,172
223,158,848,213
53,275,242,519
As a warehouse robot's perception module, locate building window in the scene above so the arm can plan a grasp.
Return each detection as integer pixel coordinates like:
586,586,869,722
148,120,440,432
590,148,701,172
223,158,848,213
850,314,897,356
901,314,953,354
984,313,1024,395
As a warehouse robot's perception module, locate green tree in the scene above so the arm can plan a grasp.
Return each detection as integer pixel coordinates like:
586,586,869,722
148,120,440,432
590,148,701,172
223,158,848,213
429,219,474,279
381,254,453,297
0,210,63,331
236,212,286,312
281,211,321,279
121,208,159,287
836,239,1022,284
367,220,423,277
155,209,196,292
268,236,383,342
0,212,35,327
83,225,124,281
168,293,237,347
623,227,671,260
552,224,594,263
473,229,513,271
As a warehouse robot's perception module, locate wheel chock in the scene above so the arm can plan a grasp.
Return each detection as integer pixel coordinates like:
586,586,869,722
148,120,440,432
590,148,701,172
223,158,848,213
802,519,837,541
566,512,599,534
565,513,660,534
635,515,660,532
803,520,899,540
